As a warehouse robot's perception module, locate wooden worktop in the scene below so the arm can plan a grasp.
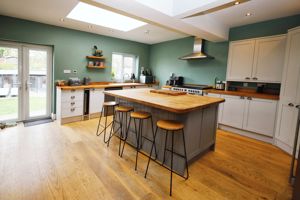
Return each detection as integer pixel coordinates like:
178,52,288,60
104,88,225,113
57,82,157,90
204,89,279,100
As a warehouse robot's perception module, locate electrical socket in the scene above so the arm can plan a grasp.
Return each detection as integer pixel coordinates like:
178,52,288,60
63,69,71,74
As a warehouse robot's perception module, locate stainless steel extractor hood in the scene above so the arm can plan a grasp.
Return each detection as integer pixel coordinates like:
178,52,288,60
179,38,214,60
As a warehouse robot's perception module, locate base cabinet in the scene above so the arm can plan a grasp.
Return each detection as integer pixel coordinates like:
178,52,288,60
243,98,277,137
220,95,245,129
89,88,105,115
205,93,278,138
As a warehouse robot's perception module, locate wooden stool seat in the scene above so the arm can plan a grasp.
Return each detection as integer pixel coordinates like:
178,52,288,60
115,106,134,112
130,111,151,119
157,120,184,131
103,101,118,107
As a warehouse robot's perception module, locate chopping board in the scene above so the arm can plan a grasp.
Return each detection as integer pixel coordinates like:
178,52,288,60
150,89,187,96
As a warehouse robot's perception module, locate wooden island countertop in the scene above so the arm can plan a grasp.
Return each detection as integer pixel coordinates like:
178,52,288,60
104,88,225,113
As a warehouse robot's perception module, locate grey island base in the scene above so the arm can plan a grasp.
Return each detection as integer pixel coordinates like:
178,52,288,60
104,89,224,175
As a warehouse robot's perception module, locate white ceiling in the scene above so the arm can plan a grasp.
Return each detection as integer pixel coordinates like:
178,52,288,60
0,0,299,44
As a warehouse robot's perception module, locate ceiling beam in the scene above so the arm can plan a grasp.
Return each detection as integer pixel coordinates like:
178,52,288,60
84,0,229,42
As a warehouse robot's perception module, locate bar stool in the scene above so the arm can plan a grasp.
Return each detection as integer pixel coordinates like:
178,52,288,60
107,105,134,155
120,111,157,171
96,101,119,143
144,120,189,196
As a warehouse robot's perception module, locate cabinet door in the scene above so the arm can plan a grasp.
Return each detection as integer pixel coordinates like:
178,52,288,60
89,88,104,114
280,28,300,104
243,98,278,137
252,36,286,83
220,95,246,129
276,102,298,147
226,40,255,81
204,93,223,123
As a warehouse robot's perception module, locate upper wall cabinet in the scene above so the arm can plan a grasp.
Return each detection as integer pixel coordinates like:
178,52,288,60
226,35,286,83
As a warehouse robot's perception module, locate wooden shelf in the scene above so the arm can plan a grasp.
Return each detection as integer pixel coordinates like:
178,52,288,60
87,65,107,69
86,56,105,60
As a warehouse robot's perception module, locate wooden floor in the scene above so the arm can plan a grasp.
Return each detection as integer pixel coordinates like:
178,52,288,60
0,118,293,200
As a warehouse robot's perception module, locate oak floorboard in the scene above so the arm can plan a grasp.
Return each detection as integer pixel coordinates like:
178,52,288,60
0,118,293,200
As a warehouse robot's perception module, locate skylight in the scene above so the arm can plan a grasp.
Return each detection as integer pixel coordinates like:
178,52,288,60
67,2,147,32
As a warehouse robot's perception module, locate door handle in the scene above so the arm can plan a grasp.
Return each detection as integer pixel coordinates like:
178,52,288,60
288,103,294,107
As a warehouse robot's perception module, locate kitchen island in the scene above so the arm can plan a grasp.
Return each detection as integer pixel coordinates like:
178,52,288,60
104,88,225,174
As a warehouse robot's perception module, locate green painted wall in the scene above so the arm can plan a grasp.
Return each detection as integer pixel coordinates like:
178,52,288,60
229,14,300,41
0,15,150,112
149,37,229,85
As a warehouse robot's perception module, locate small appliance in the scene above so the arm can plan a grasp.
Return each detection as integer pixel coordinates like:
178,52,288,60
171,84,212,95
83,77,91,85
215,77,226,90
140,75,154,84
166,75,184,86
68,77,81,86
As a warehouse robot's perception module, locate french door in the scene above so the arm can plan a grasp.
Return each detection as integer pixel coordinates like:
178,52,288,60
0,41,52,122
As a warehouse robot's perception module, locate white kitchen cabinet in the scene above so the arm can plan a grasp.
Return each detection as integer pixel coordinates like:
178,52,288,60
275,27,300,154
252,36,286,82
226,40,255,81
226,35,286,83
243,98,278,137
203,93,223,123
56,88,84,124
217,94,278,137
220,95,246,129
89,88,105,114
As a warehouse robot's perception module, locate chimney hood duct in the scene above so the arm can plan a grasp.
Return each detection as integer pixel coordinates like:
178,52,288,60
179,38,214,60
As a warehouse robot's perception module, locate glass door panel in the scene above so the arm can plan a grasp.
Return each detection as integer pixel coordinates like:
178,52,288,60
0,46,20,121
27,49,49,118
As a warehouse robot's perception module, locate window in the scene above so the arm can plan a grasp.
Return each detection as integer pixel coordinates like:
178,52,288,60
112,53,138,82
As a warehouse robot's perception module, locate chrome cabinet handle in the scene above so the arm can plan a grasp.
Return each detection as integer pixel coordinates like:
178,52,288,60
70,108,75,112
247,97,252,100
71,89,76,92
71,96,75,99
245,77,250,80
71,102,75,106
288,103,294,107
252,77,258,80
240,96,245,99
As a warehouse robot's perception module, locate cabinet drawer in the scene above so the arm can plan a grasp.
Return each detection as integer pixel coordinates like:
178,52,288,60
61,90,83,102
61,106,83,118
61,100,83,109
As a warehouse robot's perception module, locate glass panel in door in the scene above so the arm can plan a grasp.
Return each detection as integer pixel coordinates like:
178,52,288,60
0,46,19,121
28,49,48,118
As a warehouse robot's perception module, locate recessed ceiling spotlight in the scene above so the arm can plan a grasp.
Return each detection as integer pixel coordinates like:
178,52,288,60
245,12,252,16
234,1,240,5
60,18,65,22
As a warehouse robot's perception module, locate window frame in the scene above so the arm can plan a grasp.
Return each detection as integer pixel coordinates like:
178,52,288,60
112,52,139,82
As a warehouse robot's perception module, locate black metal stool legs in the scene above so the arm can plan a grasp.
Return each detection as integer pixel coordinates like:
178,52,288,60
170,131,174,196
182,129,189,179
144,126,158,178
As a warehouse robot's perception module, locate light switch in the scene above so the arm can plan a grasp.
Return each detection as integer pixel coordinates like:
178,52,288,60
64,69,71,74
